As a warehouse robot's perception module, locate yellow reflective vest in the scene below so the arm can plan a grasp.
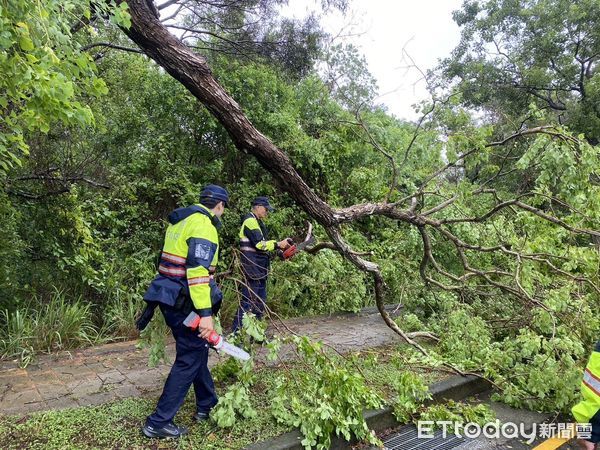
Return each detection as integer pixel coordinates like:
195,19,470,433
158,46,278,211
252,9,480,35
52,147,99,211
238,212,276,279
572,341,600,426
143,204,219,317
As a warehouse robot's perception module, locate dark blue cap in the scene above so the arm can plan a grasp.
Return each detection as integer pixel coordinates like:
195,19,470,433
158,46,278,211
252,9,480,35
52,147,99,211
200,184,229,206
251,196,274,212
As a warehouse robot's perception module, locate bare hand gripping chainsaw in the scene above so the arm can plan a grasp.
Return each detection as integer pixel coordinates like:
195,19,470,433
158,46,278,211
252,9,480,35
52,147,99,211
183,311,250,361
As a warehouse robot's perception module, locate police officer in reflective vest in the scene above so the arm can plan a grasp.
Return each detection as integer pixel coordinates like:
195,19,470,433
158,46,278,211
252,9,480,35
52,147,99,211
232,196,290,333
141,184,229,439
573,341,600,449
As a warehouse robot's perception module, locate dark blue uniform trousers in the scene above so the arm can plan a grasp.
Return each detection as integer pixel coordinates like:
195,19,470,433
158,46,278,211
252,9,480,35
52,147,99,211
146,304,218,428
232,276,267,333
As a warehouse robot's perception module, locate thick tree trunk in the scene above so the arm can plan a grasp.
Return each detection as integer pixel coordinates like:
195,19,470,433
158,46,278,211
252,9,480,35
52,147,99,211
121,0,336,226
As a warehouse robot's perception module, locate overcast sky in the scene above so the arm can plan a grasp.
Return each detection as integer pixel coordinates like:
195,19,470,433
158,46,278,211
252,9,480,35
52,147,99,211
282,0,465,121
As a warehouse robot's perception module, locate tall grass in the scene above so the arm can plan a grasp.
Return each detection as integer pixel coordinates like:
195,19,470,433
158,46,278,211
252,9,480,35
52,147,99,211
103,289,143,339
0,289,104,367
100,250,152,339
0,308,34,366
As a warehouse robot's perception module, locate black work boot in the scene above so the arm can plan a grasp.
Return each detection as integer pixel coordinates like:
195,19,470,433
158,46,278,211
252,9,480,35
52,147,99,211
142,421,189,438
194,411,210,422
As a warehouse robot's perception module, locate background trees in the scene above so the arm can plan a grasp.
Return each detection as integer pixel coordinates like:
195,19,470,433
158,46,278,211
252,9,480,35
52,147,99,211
0,0,597,417
439,0,600,143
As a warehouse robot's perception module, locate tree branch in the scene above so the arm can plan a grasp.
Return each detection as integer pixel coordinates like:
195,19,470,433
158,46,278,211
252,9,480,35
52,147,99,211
81,42,143,54
122,0,336,226
354,108,398,203
157,0,179,10
11,174,111,189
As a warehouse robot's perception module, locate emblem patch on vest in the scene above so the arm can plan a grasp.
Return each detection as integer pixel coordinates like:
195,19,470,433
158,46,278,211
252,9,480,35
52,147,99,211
195,243,211,261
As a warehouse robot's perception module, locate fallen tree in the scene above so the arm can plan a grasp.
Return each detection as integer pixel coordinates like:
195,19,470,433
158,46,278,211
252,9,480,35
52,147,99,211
115,0,599,358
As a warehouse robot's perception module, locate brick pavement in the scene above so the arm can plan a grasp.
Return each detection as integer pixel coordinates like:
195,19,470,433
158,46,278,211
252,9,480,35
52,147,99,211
0,306,403,416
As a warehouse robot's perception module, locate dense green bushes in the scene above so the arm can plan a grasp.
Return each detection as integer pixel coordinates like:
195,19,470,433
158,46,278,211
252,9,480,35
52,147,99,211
0,50,427,362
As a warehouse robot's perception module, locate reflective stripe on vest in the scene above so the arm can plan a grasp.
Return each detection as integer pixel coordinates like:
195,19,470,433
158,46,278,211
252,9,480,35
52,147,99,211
240,237,256,252
161,251,186,265
583,368,600,397
240,237,263,253
159,264,186,277
188,276,210,286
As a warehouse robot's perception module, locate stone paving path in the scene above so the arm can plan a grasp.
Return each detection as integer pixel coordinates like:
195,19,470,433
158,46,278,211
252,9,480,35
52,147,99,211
0,306,402,416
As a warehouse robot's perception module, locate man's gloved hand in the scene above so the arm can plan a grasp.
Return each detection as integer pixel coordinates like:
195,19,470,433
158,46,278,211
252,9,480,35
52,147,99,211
277,238,293,249
136,303,157,331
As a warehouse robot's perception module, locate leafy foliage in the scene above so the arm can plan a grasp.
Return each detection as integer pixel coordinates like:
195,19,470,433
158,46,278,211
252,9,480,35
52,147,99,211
210,317,384,448
0,1,130,175
391,371,432,423
269,335,384,449
420,401,496,428
0,1,598,444
440,0,600,142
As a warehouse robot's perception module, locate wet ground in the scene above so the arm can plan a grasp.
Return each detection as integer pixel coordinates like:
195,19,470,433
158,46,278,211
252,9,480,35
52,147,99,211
0,306,404,415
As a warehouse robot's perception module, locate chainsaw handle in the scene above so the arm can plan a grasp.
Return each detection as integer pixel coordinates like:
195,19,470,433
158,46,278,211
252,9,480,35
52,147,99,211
282,244,297,260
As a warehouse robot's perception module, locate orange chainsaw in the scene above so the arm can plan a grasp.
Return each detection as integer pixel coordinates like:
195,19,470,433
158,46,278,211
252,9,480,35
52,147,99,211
280,222,316,260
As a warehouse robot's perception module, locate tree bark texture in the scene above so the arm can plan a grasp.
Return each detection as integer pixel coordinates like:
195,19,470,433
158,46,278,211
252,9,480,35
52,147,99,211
122,0,336,226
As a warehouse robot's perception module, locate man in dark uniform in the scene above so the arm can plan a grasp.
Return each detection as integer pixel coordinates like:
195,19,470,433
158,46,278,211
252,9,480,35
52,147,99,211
140,184,229,439
231,196,290,333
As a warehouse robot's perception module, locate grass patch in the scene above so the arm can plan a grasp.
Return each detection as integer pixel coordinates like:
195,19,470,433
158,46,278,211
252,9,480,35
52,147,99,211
0,343,445,449
0,290,106,367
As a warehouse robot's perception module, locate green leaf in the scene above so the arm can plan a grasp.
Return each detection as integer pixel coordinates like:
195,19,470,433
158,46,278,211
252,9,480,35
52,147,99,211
18,36,34,51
